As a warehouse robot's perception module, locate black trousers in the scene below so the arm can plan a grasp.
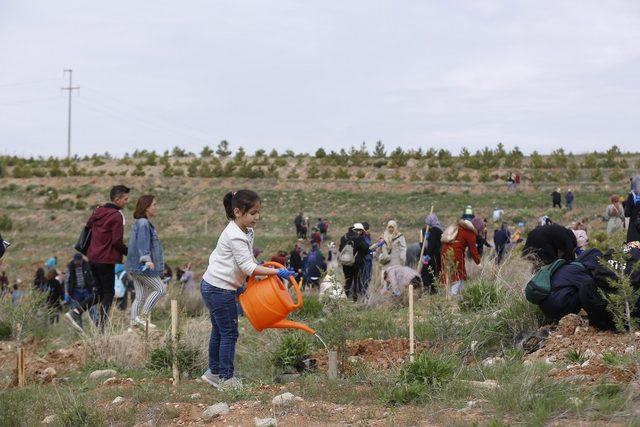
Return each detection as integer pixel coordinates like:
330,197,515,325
90,263,115,326
342,265,354,297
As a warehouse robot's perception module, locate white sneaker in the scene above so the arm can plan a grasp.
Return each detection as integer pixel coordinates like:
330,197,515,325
220,377,243,390
201,370,222,389
133,316,157,329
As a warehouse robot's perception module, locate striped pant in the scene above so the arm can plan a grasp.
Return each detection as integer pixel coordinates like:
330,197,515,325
129,273,167,324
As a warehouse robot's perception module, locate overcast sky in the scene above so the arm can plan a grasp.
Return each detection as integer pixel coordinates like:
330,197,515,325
1,1,639,157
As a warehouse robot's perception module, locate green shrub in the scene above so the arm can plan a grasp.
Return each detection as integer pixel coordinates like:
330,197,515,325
0,321,11,340
0,213,12,231
386,351,456,404
272,333,311,371
293,294,323,320
147,339,201,378
132,163,146,176
58,402,103,427
376,172,386,181
459,280,503,312
564,349,587,364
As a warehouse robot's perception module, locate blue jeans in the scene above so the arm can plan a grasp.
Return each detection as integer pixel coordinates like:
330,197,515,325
70,287,97,312
200,280,239,380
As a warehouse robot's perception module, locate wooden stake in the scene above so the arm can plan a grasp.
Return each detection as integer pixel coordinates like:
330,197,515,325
411,205,434,362
328,350,338,380
17,347,25,387
171,299,179,386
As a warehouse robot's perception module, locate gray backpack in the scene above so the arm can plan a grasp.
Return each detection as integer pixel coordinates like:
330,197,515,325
339,241,355,266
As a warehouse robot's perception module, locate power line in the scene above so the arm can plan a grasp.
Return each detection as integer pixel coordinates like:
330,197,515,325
81,86,211,142
61,69,80,159
75,97,210,146
75,94,211,145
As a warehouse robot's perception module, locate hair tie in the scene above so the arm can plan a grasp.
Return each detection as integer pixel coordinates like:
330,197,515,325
232,191,237,196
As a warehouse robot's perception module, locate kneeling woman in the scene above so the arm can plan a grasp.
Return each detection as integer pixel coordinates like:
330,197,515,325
200,190,293,390
126,195,167,331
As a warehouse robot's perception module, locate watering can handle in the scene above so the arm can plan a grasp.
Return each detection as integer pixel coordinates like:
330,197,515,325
258,261,303,310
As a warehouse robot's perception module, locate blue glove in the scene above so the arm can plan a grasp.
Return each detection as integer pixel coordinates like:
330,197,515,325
63,294,71,304
376,239,385,248
422,255,431,265
277,268,294,280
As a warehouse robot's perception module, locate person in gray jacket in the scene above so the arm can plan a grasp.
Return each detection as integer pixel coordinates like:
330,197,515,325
125,195,166,331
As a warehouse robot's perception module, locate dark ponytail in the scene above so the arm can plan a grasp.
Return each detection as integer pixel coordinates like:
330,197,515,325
223,190,261,220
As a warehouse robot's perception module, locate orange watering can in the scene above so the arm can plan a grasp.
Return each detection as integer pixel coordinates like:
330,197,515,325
239,261,316,334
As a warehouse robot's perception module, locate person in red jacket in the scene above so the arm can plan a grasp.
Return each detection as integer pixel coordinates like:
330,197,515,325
84,185,130,328
441,219,480,296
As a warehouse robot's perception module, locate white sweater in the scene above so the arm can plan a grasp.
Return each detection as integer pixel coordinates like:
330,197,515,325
203,221,258,290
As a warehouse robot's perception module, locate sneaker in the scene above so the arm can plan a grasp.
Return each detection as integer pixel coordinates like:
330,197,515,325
133,316,157,329
220,377,243,390
201,370,222,389
64,310,84,333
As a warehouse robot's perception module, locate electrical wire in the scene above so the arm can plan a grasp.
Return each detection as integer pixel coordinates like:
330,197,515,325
75,96,210,145
82,86,211,142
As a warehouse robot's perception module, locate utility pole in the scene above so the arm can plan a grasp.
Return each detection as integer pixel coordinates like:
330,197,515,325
62,69,80,159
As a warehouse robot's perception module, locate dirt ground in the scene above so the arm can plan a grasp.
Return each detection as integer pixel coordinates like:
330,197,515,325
312,338,431,371
525,314,639,382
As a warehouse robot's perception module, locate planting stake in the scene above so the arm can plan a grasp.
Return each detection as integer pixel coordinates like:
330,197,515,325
411,205,434,362
171,299,179,386
17,347,25,386
328,350,338,379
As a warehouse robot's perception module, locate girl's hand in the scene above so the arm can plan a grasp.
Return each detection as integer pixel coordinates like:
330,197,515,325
277,268,294,279
145,261,155,270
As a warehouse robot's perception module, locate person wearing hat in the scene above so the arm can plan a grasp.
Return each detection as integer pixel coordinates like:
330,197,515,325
462,206,474,220
339,223,370,301
63,253,97,332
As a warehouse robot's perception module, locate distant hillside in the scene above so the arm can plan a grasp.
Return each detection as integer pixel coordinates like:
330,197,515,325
0,143,638,185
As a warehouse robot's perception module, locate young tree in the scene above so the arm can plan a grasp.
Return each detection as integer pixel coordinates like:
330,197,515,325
373,140,386,158
200,146,214,157
216,140,231,157
315,148,327,158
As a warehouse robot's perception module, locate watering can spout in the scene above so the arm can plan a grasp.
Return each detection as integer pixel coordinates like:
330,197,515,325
272,319,316,335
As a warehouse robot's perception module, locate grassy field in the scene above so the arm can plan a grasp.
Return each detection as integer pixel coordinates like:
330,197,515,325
0,164,639,426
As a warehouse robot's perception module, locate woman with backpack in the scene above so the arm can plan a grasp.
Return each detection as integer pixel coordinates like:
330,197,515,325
440,219,480,296
624,176,640,243
606,195,625,235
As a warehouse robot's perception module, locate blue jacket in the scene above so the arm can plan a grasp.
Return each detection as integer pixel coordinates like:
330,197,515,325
125,218,164,276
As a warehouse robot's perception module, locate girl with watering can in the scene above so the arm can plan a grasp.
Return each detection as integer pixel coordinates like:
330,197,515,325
200,190,294,390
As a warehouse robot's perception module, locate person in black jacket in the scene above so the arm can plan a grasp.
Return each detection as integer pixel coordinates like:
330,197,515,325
339,223,370,301
493,223,511,264
551,188,562,208
523,224,577,269
294,212,304,239
0,232,5,259
349,223,372,301
538,249,602,323
63,253,97,332
339,226,357,297
289,244,303,280
579,247,640,331
420,213,443,293
41,269,64,324
624,175,640,243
